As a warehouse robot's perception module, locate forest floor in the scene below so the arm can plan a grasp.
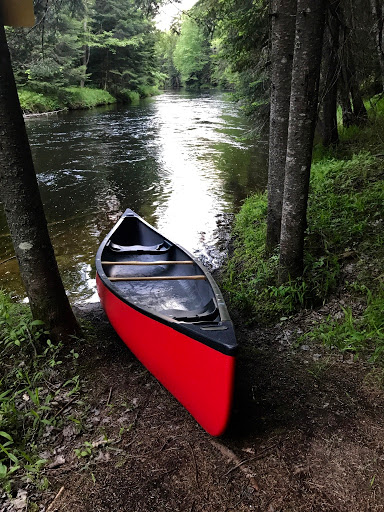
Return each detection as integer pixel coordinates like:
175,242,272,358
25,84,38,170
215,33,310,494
5,292,384,512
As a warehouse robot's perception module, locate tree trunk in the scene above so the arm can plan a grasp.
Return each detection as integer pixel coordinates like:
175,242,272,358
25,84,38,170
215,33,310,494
321,7,340,147
80,18,90,88
338,72,354,128
370,0,384,90
80,1,90,89
0,23,80,342
279,0,326,282
341,26,368,125
266,0,297,251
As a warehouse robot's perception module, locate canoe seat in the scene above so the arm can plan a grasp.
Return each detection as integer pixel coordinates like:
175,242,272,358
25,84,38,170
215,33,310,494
161,299,218,322
107,240,172,254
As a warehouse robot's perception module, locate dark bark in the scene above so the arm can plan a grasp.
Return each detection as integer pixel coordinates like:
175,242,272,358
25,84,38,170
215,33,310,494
370,0,384,89
279,0,326,282
321,7,340,147
341,25,368,125
266,0,297,252
0,23,80,342
338,71,354,128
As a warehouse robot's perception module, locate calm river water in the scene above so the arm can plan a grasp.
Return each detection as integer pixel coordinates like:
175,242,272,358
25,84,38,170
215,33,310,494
0,90,267,303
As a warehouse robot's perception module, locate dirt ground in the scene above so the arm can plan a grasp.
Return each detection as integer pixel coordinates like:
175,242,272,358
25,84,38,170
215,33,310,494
3,296,377,512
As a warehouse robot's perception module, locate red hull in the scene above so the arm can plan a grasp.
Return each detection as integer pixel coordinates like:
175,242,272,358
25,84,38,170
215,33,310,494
97,275,235,436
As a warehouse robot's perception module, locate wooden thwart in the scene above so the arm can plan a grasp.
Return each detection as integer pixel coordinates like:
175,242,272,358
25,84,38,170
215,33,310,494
109,275,206,282
102,260,193,266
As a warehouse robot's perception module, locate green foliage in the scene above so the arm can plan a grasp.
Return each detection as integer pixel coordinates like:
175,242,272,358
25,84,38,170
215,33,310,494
173,17,212,89
88,0,160,93
195,0,269,113
64,87,116,109
155,30,181,88
223,145,384,324
117,89,141,103
8,0,163,105
74,441,94,458
305,287,384,361
0,292,80,493
17,89,62,113
18,86,116,113
223,194,316,322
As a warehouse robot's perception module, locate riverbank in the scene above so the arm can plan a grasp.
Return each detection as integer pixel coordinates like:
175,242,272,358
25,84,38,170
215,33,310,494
223,95,384,361
18,85,160,114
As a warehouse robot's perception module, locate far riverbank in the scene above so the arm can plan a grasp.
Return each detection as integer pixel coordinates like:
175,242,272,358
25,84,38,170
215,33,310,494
18,85,160,115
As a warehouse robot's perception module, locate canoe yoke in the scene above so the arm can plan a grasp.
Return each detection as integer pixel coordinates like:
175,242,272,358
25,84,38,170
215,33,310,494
107,240,172,254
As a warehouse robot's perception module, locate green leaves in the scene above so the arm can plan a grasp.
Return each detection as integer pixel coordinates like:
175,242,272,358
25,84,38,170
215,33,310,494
0,431,13,442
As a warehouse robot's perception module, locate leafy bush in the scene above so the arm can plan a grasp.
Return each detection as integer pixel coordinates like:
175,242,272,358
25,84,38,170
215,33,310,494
18,89,62,113
137,85,160,98
117,89,141,104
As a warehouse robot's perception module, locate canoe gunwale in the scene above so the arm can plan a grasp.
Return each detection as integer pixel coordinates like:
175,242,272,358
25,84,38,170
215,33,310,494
96,209,237,356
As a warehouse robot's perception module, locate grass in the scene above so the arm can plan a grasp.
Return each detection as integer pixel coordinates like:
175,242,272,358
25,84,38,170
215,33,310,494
223,95,384,359
304,286,384,361
0,291,81,494
18,83,161,114
18,86,116,114
64,87,116,109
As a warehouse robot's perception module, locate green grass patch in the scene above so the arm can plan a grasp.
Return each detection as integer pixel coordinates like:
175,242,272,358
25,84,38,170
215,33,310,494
223,131,384,325
304,286,384,361
0,291,81,493
64,87,116,109
18,86,116,113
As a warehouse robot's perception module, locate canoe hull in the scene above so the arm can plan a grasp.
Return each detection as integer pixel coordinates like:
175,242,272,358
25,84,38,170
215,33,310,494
97,275,235,436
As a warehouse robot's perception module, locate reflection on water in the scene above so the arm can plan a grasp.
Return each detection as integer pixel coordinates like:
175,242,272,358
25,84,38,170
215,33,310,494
0,91,267,303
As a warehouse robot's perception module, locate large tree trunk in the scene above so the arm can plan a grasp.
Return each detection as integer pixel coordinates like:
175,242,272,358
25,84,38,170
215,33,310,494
279,0,326,282
0,23,80,342
370,0,384,90
321,6,340,147
266,0,297,252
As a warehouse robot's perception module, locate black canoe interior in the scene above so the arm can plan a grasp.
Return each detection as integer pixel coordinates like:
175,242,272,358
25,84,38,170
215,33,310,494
101,216,220,322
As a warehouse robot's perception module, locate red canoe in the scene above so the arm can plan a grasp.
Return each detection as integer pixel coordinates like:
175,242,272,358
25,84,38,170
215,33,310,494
96,209,237,436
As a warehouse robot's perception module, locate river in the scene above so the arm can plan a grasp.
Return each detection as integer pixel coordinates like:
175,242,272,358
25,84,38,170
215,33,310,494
0,90,268,303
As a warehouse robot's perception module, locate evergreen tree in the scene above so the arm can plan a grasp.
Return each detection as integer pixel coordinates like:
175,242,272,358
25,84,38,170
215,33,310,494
88,0,158,93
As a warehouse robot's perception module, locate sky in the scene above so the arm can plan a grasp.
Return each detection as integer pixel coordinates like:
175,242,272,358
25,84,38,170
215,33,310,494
155,0,199,31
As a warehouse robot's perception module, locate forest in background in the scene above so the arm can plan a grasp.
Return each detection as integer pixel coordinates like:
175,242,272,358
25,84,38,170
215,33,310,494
7,0,166,112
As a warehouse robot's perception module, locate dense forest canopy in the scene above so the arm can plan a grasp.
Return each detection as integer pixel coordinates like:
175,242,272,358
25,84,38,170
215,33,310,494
6,0,383,119
6,0,167,100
